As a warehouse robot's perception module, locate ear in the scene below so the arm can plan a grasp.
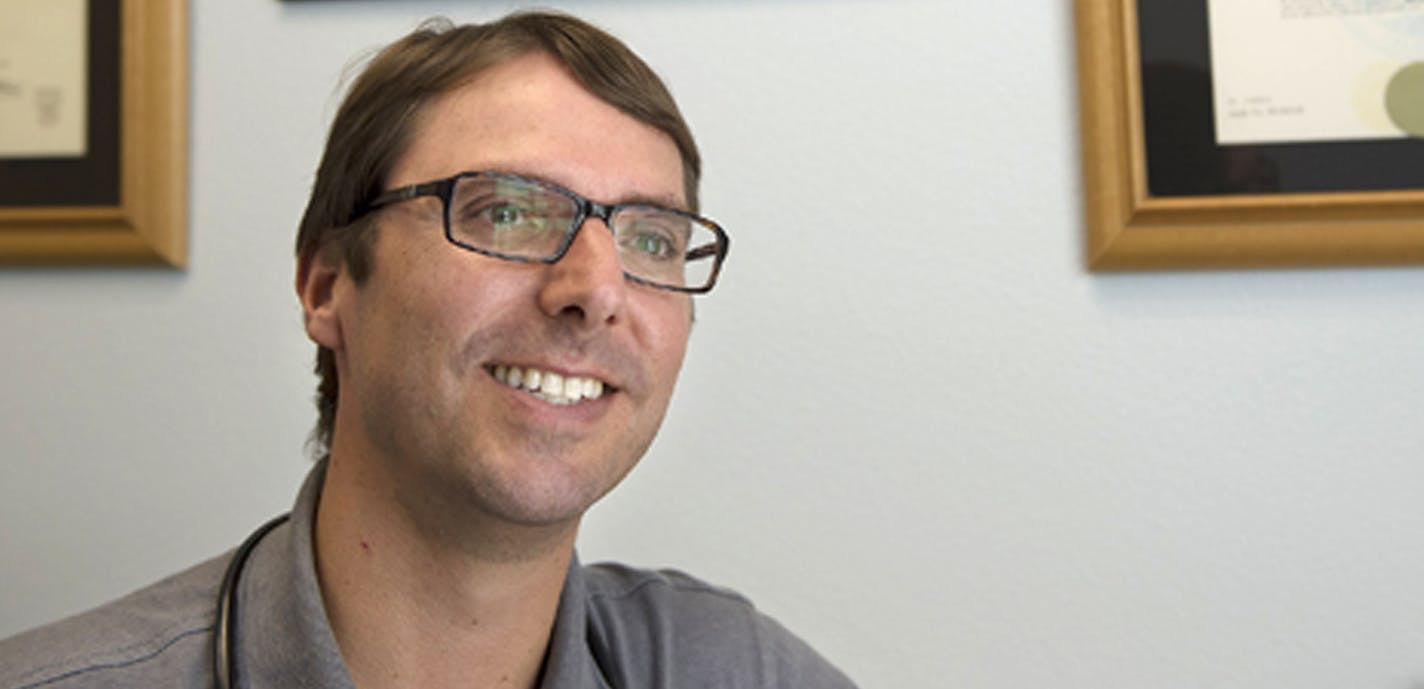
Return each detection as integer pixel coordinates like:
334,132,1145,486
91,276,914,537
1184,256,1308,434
296,246,347,351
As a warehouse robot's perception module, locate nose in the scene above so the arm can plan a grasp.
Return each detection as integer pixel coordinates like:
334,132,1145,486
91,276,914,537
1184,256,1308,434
537,218,628,329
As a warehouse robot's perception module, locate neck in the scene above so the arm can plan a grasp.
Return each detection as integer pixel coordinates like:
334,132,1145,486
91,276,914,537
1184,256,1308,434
314,451,578,689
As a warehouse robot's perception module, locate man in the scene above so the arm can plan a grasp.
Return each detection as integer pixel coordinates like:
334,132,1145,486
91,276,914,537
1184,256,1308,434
0,11,857,689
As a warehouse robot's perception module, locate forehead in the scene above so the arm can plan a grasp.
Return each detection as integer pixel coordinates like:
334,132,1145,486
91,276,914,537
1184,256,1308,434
389,52,686,208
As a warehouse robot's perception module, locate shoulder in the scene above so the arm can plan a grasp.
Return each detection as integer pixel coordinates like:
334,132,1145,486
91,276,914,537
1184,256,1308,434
580,562,858,688
0,554,227,689
583,560,753,612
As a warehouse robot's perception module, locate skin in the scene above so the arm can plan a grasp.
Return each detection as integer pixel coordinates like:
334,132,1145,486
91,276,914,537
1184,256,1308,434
296,52,693,689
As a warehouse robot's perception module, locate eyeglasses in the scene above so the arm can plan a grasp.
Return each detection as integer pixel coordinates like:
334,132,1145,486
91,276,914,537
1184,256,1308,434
357,171,730,293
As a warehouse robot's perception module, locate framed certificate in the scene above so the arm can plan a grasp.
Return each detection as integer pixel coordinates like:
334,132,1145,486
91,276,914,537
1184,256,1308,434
0,0,188,267
0,0,90,160
1075,0,1424,271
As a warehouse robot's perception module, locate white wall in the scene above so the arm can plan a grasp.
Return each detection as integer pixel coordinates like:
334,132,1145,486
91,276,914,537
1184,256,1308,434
4,2,1424,687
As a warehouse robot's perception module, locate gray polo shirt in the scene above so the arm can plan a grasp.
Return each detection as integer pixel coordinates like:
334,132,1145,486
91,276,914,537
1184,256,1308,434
0,462,856,688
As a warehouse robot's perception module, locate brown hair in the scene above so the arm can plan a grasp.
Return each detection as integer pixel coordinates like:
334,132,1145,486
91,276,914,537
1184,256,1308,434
296,11,701,458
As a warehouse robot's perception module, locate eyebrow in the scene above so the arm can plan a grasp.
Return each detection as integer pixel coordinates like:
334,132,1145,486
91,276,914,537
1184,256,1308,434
617,192,686,210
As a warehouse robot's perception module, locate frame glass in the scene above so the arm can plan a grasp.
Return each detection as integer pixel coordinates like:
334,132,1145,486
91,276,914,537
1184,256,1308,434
363,171,730,293
1075,0,1424,270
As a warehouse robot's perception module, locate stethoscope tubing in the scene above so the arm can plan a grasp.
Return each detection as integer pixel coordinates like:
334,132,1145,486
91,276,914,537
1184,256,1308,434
213,513,292,689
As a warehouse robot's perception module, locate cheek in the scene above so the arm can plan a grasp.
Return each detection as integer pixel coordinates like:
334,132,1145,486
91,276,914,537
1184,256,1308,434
349,273,463,380
391,253,508,335
639,296,693,386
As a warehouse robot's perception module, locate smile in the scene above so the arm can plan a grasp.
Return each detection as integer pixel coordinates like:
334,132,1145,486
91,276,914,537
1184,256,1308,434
488,364,608,406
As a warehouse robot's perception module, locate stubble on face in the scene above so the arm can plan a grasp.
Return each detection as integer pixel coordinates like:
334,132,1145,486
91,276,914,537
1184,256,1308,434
346,229,687,550
406,316,657,512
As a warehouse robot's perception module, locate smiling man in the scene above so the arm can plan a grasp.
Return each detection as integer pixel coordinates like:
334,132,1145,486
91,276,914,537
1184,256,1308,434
0,11,856,689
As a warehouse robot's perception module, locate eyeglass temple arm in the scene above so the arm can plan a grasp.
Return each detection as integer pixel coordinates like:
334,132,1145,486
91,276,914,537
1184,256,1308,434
361,180,451,216
686,244,720,261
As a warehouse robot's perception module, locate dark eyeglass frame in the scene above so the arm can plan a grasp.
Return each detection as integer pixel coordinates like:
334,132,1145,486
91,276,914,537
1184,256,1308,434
354,171,730,294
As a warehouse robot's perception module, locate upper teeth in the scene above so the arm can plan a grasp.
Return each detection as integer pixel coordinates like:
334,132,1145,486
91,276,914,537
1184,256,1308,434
491,365,606,405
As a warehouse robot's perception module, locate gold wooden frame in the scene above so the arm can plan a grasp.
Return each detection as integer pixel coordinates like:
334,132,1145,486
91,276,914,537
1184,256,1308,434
1075,0,1424,271
0,0,188,267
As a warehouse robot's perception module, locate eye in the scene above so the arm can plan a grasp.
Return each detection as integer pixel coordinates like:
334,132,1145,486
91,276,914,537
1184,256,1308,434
487,202,525,227
619,224,685,262
616,211,691,264
631,232,673,259
456,197,532,226
456,195,550,237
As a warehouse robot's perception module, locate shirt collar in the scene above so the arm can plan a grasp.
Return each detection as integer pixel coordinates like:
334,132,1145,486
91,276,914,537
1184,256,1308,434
233,459,607,689
539,555,613,689
236,459,355,688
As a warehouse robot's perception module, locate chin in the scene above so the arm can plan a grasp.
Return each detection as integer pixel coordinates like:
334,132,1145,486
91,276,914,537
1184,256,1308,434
476,464,620,528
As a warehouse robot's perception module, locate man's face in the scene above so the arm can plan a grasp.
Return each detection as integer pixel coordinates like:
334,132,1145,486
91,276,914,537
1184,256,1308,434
308,52,693,531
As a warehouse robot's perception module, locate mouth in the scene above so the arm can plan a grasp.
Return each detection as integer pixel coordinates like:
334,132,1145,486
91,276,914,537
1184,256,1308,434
487,364,614,407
